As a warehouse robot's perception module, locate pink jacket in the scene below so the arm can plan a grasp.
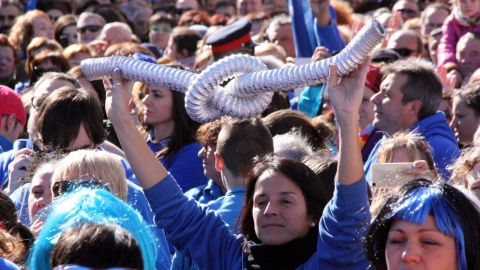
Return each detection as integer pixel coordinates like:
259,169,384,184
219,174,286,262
437,13,480,66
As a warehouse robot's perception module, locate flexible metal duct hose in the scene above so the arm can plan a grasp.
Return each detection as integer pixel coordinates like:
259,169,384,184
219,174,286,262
81,18,385,123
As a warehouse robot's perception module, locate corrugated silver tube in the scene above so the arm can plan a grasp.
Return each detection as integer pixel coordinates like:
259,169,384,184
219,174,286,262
81,18,385,123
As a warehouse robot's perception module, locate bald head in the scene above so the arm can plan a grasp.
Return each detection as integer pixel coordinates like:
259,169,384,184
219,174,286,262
98,22,134,46
387,30,423,59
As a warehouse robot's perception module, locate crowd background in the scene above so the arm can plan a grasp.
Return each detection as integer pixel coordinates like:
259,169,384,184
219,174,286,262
0,0,480,269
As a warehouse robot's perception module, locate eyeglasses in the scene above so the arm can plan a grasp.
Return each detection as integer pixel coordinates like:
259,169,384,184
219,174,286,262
31,96,47,111
53,265,137,270
52,179,109,197
392,48,418,57
77,25,102,34
149,25,172,33
397,8,417,16
33,66,60,77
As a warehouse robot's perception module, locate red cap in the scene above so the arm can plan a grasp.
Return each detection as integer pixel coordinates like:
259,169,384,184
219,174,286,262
0,86,26,127
365,65,382,93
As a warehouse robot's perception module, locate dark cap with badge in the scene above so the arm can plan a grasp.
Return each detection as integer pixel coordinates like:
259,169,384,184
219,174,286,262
206,18,254,55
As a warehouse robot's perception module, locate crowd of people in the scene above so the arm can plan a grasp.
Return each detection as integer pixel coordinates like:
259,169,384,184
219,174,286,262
0,0,480,269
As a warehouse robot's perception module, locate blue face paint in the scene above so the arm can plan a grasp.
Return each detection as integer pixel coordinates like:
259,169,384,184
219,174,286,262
387,186,468,270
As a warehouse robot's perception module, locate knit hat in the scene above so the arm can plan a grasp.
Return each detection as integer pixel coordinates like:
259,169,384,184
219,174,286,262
0,86,26,127
365,65,382,93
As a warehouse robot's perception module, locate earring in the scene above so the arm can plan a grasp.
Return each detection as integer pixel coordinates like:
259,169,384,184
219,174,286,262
310,222,316,227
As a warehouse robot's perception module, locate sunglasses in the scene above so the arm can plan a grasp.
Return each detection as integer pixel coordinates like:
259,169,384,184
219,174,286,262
33,66,60,77
397,8,417,16
392,48,418,57
77,25,102,34
53,265,137,270
52,179,109,197
149,25,172,33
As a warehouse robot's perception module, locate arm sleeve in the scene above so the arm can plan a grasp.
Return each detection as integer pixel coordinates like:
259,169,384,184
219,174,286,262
437,18,460,66
145,175,244,269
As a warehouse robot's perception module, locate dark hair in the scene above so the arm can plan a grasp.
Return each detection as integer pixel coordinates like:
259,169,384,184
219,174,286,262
381,58,442,120
29,51,71,84
365,179,480,269
262,109,334,151
217,118,273,178
135,64,200,166
38,86,105,151
240,155,328,242
53,14,77,48
301,155,337,202
171,26,202,56
149,12,176,28
50,223,143,270
0,191,35,264
456,82,480,116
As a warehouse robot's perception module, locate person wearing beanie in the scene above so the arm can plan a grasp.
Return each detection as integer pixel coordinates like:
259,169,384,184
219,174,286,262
0,85,26,153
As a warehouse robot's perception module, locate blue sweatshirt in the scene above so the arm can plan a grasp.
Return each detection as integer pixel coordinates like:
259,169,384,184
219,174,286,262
145,174,370,270
364,112,460,182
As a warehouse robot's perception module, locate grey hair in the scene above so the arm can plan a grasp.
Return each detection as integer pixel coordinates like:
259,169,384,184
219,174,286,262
273,129,314,161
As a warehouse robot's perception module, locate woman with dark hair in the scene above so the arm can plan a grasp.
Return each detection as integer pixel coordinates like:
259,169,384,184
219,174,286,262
0,34,20,89
102,54,372,268
132,63,206,192
53,15,78,48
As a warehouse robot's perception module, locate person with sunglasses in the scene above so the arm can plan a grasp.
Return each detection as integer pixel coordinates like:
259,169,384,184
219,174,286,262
76,12,106,44
386,29,424,59
392,0,420,23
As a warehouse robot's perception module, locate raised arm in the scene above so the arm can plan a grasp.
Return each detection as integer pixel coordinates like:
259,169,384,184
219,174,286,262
104,69,168,189
328,57,371,185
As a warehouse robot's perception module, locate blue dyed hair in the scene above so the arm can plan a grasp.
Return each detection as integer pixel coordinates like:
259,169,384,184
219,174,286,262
365,179,480,270
27,188,157,270
389,186,467,270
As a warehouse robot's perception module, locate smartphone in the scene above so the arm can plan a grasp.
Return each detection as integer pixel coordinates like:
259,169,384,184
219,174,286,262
371,162,415,188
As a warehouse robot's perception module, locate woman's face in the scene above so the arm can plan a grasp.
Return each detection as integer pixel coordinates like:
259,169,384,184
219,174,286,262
149,22,172,50
61,25,78,46
450,96,480,145
0,46,15,79
28,165,54,223
253,170,312,245
32,16,53,39
359,87,376,129
385,215,458,270
391,147,422,163
142,84,174,126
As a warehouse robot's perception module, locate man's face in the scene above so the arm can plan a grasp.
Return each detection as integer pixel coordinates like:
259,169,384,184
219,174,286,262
0,5,20,34
456,38,480,80
392,0,419,23
0,46,15,80
77,17,103,44
267,23,296,58
371,73,415,135
387,32,422,59
28,79,76,138
421,8,449,40
428,33,442,64
237,0,264,16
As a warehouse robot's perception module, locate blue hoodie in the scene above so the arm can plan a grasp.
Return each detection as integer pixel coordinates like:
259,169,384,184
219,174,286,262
364,112,460,182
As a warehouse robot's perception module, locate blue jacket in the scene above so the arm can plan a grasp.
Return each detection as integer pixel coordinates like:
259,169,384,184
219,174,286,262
2,139,171,270
145,174,370,270
147,138,207,192
0,134,13,154
364,112,460,182
171,186,245,270
183,179,224,204
289,0,345,57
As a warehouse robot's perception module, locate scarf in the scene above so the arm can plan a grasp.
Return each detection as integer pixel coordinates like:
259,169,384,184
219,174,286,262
453,7,480,27
246,233,317,270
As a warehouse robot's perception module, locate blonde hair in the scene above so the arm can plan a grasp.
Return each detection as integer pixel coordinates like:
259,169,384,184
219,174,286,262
449,146,480,186
377,131,436,172
51,149,128,201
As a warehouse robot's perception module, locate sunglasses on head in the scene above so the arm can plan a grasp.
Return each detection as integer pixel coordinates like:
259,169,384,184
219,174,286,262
53,265,137,270
52,179,109,197
392,48,417,57
77,25,102,34
397,8,417,16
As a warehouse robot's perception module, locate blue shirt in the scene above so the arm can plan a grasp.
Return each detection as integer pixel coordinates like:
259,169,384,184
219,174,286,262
183,179,223,204
146,135,207,192
0,134,13,154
